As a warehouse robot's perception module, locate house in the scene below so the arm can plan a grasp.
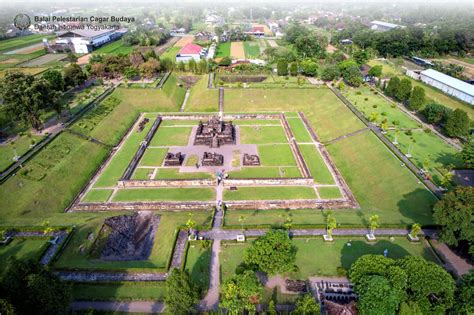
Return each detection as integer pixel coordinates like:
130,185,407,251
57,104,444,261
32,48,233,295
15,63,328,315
369,20,405,32
55,28,127,54
170,28,186,36
176,43,206,63
194,31,213,42
245,26,265,38
340,39,353,45
419,69,474,105
205,14,224,26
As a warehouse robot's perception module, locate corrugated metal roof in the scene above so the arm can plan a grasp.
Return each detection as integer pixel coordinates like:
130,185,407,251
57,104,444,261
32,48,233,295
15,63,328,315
370,20,400,29
421,69,474,96
58,29,114,39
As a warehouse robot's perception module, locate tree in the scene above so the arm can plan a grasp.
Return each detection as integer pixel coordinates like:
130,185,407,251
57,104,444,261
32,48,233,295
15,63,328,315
343,66,363,87
293,294,320,314
139,58,161,78
294,34,325,58
433,186,474,256
299,59,318,77
63,63,87,88
385,77,400,97
244,230,297,275
164,268,198,314
368,65,383,79
220,270,263,313
338,59,358,73
409,86,426,111
267,300,277,315
369,215,379,235
395,78,412,103
445,108,470,138
289,62,298,76
321,65,340,81
66,52,77,62
349,255,396,286
277,59,288,76
0,299,14,315
410,223,422,239
452,270,474,315
326,213,337,238
399,301,423,315
422,103,451,124
357,275,400,315
353,49,369,65
124,67,139,80
460,137,474,168
42,70,65,91
0,71,60,129
218,56,232,66
0,257,71,315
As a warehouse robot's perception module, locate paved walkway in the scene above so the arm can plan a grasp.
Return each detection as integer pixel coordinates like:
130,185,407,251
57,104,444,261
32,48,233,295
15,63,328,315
429,239,473,278
179,88,190,112
198,239,221,311
324,127,370,145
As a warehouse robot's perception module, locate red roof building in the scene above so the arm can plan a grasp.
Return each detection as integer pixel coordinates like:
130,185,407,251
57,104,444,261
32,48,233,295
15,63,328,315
252,26,265,33
178,43,203,55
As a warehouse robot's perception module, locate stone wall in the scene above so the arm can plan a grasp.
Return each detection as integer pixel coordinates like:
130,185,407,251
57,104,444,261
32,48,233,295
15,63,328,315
225,199,357,210
118,179,216,187
71,201,214,212
225,178,313,186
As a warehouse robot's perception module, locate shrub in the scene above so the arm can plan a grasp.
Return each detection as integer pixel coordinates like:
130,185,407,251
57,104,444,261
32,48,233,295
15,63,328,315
372,104,378,108
364,97,369,101
405,130,413,136
356,91,362,95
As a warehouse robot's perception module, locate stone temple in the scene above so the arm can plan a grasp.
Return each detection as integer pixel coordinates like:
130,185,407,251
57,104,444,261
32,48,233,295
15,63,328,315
194,117,235,148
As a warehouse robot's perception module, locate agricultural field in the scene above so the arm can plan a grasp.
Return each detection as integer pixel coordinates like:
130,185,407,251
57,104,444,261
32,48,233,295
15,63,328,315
0,34,55,53
215,42,231,58
244,41,261,59
174,36,195,47
230,42,246,59
93,40,135,55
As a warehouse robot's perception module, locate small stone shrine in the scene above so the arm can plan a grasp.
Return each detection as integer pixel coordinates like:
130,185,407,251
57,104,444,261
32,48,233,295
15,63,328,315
202,152,224,166
164,152,184,166
137,118,149,132
194,117,235,148
243,153,260,166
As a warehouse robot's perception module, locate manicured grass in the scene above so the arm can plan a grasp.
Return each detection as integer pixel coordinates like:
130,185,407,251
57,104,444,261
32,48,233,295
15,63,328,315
215,42,231,58
287,117,312,143
160,46,180,60
132,168,153,180
184,242,212,295
244,41,261,58
161,120,201,126
71,282,166,301
113,188,215,202
139,148,168,166
186,76,219,112
234,119,281,125
149,126,192,146
239,126,288,144
0,237,49,270
299,145,334,184
368,59,400,78
0,34,55,53
229,166,301,179
162,74,187,108
318,186,342,199
0,133,44,172
82,189,113,202
55,212,212,271
154,168,212,180
92,41,134,55
0,67,48,78
94,118,155,187
258,144,297,166
224,186,316,200
220,237,438,280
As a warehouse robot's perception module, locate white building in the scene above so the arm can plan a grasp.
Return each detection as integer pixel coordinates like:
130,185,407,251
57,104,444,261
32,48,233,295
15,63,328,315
419,69,474,105
56,28,127,54
370,20,405,32
176,43,206,63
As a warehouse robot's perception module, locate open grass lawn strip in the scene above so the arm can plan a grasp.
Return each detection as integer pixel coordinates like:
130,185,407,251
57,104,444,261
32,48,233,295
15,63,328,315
149,126,192,146
139,148,168,167
299,145,334,184
215,42,231,58
184,241,212,295
132,168,153,180
239,125,288,144
233,119,281,126
224,186,316,200
113,188,215,202
229,166,301,179
71,282,166,301
83,189,113,202
186,75,219,112
244,41,261,58
92,41,134,55
259,144,297,167
154,168,212,180
317,186,342,199
286,117,313,143
0,133,45,172
161,120,202,126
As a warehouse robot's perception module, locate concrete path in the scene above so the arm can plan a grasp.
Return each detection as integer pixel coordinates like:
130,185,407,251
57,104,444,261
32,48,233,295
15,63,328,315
430,239,473,278
70,301,165,313
199,239,221,311
180,88,190,112
218,87,224,117
324,127,370,145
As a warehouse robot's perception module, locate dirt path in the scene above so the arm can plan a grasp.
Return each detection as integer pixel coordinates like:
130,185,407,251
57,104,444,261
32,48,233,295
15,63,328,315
430,239,473,278
231,42,246,59
174,36,194,47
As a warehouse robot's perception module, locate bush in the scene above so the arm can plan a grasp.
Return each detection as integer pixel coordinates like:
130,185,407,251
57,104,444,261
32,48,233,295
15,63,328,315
364,97,369,101
373,105,377,108
337,266,347,277
356,91,362,95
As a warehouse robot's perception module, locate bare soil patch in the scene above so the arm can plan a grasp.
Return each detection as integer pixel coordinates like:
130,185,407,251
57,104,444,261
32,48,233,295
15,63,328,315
174,36,195,48
179,75,200,87
230,42,246,59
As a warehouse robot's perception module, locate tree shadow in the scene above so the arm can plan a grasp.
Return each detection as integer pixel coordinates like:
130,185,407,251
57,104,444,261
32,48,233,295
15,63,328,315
339,240,411,271
397,188,435,225
189,247,212,296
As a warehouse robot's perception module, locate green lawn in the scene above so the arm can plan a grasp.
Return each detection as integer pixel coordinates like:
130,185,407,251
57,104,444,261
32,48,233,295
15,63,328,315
184,242,212,295
154,168,212,180
186,75,218,112
259,144,297,166
224,186,316,200
149,127,192,146
162,74,187,108
0,133,44,172
131,168,153,180
82,189,113,202
55,211,212,271
160,46,180,60
318,186,342,199
71,282,166,301
0,237,49,270
299,145,334,184
92,41,134,55
287,117,312,143
229,166,301,178
215,42,231,58
239,126,288,144
0,34,55,53
244,41,261,58
139,148,168,166
113,188,215,202
220,237,438,280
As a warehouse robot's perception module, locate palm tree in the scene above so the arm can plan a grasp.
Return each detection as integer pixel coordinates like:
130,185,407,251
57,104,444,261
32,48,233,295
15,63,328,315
369,215,379,236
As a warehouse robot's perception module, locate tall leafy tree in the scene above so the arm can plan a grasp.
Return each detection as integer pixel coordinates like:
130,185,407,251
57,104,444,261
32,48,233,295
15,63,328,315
422,103,451,124
293,294,320,314
353,49,369,65
357,275,401,315
445,108,470,138
63,63,87,88
385,77,400,97
368,65,383,79
452,270,474,315
277,59,288,76
42,70,65,91
244,229,297,275
343,66,363,87
433,186,474,256
395,78,412,103
220,270,263,313
164,268,198,314
460,137,474,168
409,86,426,111
299,59,318,77
289,62,298,76
321,65,340,81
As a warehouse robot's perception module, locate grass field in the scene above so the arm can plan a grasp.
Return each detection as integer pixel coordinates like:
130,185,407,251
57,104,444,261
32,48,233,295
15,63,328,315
220,237,438,281
259,144,297,166
93,41,135,55
239,125,288,144
82,189,113,202
0,237,49,270
229,166,301,178
215,42,231,58
160,46,180,60
185,75,219,112
287,117,312,143
113,188,216,202
71,282,166,301
138,147,168,167
150,126,192,146
55,211,212,271
0,34,55,53
0,133,45,172
0,67,48,77
244,41,261,59
184,242,212,295
299,145,334,184
224,186,317,200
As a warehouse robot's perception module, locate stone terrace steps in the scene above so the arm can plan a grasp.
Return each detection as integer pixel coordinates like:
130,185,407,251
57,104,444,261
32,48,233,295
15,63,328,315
170,230,188,269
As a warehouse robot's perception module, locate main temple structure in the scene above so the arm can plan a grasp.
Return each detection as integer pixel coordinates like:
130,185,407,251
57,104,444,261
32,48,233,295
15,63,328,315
194,117,236,148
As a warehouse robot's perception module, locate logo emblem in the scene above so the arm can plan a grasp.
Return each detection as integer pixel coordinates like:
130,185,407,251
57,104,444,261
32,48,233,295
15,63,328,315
14,14,31,30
